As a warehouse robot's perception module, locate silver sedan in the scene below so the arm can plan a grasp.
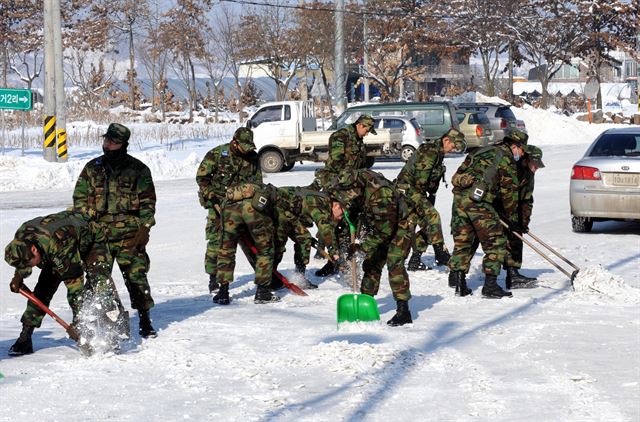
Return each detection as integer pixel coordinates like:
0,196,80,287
570,127,640,232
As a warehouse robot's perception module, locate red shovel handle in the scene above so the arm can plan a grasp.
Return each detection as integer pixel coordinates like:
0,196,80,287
18,287,80,341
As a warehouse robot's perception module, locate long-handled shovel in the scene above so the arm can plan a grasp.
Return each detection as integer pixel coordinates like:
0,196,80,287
499,221,580,287
337,211,380,324
18,287,94,355
526,230,581,277
238,234,308,296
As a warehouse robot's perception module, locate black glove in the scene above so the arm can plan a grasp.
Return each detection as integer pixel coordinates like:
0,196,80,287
521,224,529,234
132,225,150,249
9,272,23,293
507,221,524,234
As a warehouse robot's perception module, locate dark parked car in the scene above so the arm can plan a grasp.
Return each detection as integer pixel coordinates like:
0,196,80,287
570,127,640,232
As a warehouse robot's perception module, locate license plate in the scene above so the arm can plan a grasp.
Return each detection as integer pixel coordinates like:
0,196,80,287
612,173,639,186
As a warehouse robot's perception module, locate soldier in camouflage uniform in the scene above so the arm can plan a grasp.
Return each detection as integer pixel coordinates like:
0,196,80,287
5,210,122,356
210,127,279,305
447,130,527,298
335,169,414,326
395,128,466,271
73,123,158,338
311,114,377,276
196,129,257,294
503,144,545,289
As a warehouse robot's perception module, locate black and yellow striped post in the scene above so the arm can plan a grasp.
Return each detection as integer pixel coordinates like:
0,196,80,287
43,115,57,162
56,128,68,161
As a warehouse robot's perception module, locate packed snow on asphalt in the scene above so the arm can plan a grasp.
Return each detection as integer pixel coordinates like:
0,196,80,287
0,106,638,422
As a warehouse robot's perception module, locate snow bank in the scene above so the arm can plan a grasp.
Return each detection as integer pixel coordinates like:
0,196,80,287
572,265,640,304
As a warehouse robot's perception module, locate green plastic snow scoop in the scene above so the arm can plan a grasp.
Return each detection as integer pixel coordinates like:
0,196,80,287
337,210,380,324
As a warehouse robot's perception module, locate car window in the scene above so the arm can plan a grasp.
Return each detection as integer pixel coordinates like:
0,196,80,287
384,119,406,130
409,119,421,131
589,133,640,157
496,107,516,120
373,119,382,129
467,113,480,125
456,112,465,123
476,113,490,125
413,109,444,126
284,105,291,120
251,105,282,126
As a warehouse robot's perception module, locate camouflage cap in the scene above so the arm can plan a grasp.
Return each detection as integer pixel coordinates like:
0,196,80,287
525,144,545,168
354,114,377,135
233,127,256,152
102,123,131,144
4,239,34,278
504,128,529,146
444,128,467,152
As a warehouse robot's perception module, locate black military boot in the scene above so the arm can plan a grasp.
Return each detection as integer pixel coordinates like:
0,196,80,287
433,243,451,266
208,274,220,294
454,272,472,297
448,270,461,288
295,263,318,289
254,284,281,304
407,251,429,271
315,261,337,277
138,310,157,338
387,300,413,326
8,325,35,356
482,274,513,299
505,266,537,289
212,283,230,305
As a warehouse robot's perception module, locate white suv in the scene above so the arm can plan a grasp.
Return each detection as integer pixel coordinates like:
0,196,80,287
373,115,425,161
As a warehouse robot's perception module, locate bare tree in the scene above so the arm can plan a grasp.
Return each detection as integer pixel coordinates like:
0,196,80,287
159,0,212,121
573,0,639,109
236,2,302,101
514,0,582,108
138,0,170,117
202,33,229,123
215,5,250,122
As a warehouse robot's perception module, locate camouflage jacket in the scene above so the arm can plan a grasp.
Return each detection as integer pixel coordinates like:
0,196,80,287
196,143,262,209
451,144,520,222
355,171,406,254
325,124,367,175
276,187,340,256
73,154,156,238
7,211,102,280
394,140,446,211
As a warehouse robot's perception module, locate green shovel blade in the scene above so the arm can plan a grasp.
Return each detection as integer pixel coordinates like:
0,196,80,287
337,293,380,323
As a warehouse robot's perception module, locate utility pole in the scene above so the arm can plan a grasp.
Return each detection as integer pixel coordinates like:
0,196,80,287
43,0,67,162
43,0,57,162
334,0,347,115
363,5,369,102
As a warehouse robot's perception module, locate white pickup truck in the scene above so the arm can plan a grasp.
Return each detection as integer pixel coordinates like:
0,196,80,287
246,101,402,172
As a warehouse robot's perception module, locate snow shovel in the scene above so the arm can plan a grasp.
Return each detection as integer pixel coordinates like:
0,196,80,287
18,287,93,355
337,211,380,324
238,234,308,296
499,221,579,287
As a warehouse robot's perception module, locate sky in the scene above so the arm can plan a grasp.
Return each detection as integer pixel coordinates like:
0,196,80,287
0,101,639,421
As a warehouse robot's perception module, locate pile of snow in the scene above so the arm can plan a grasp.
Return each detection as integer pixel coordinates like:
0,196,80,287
572,265,640,303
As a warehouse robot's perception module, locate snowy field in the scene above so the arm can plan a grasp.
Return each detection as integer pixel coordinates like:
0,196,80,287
0,107,639,421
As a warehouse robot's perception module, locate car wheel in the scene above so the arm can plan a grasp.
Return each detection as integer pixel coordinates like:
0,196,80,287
571,216,593,233
401,145,416,161
365,156,375,168
281,162,295,172
259,150,284,173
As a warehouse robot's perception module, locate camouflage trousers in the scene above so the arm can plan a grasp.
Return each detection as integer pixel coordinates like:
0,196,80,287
448,194,507,276
217,199,274,286
106,238,154,311
274,210,313,269
204,208,221,275
360,218,413,301
20,268,83,328
410,201,445,253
